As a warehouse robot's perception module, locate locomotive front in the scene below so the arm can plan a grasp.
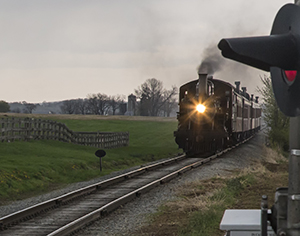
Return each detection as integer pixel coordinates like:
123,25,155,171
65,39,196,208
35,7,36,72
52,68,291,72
174,73,224,156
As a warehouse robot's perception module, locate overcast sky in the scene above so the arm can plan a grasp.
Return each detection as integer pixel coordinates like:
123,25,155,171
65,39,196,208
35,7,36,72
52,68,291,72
0,0,290,103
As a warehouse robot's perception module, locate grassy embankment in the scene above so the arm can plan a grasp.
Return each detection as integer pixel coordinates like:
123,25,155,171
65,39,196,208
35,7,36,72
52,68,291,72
0,114,180,203
134,145,288,236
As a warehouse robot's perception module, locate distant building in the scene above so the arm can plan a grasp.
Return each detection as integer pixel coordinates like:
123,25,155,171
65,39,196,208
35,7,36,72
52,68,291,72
126,94,136,116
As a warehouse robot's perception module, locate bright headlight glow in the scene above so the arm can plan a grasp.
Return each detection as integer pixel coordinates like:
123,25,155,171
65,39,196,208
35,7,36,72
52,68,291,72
196,104,206,113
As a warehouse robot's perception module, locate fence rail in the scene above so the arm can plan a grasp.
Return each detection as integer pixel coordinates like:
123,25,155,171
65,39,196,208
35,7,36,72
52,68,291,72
0,117,129,149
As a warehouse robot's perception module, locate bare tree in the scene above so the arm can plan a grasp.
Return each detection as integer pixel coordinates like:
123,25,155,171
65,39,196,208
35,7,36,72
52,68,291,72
60,100,78,114
108,95,126,115
86,94,99,114
87,93,110,115
135,78,177,116
162,97,178,117
75,98,88,114
119,101,127,115
97,93,110,115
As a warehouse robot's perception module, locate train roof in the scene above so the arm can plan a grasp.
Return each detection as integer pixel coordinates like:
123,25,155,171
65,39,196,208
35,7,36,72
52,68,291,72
180,76,258,103
180,77,234,90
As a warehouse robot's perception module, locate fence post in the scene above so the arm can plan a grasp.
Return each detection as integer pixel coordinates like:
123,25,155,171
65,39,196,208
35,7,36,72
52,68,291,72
1,118,5,142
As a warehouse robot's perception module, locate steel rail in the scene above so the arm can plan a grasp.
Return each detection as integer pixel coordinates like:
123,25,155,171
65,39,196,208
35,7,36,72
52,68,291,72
47,155,220,236
0,154,186,229
48,140,248,236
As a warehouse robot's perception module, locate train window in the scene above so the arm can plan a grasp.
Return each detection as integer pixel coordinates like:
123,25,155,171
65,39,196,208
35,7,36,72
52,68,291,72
237,99,242,117
207,81,214,96
232,94,236,105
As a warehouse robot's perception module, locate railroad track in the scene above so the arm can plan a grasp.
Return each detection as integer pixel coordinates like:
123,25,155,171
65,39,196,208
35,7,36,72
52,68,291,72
0,138,250,236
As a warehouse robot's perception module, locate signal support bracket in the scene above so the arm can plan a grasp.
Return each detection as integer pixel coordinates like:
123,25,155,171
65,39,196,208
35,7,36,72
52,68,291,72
290,149,300,156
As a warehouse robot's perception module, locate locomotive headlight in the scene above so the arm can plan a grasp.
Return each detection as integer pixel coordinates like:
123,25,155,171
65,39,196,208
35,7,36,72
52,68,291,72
196,104,206,113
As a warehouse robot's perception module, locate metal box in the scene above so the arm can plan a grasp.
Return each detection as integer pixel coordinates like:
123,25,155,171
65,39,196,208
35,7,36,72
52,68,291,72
220,209,275,236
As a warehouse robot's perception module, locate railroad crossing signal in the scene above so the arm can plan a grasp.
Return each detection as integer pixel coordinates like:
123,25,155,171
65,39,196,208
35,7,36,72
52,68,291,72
218,3,300,117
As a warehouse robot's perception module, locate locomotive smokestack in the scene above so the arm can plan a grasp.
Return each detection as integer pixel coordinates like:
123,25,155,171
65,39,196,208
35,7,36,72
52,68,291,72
235,81,240,93
197,72,208,97
255,96,259,103
251,94,254,101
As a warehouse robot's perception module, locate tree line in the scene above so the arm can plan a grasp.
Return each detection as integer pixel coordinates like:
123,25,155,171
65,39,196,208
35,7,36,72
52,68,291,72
60,78,178,116
60,94,127,115
0,101,39,114
1,78,178,117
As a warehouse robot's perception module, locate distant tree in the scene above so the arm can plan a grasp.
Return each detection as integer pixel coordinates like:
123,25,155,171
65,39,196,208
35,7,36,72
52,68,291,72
86,94,99,114
22,101,37,114
135,78,177,116
108,95,125,115
11,107,21,113
60,99,78,114
87,93,110,115
0,100,10,112
75,98,88,115
257,75,289,151
119,101,127,115
97,93,110,115
139,93,151,116
162,97,178,117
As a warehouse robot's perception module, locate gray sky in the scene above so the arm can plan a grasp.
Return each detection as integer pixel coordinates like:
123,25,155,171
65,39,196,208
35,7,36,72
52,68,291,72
0,0,290,103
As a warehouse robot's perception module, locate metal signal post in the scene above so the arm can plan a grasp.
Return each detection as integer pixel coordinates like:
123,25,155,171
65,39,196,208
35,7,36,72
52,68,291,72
287,2,300,235
288,118,300,235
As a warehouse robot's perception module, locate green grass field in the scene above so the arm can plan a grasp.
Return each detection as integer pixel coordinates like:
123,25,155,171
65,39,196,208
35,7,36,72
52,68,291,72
0,114,181,203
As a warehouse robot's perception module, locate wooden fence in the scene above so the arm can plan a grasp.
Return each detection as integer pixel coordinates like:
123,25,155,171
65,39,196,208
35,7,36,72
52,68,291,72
0,117,129,149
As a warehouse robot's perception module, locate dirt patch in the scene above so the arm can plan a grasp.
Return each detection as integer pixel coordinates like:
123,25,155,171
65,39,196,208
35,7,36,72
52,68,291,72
234,162,288,210
263,161,288,173
134,208,189,236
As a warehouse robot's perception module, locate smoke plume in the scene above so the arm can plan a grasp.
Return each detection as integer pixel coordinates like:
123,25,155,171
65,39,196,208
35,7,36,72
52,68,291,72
198,44,226,74
197,42,263,95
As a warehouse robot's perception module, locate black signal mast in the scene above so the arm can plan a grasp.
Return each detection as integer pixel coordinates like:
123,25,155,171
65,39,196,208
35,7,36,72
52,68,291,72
287,1,300,234
289,0,300,235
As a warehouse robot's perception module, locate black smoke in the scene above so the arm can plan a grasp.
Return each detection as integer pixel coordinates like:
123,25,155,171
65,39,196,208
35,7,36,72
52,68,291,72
197,42,263,96
197,44,226,74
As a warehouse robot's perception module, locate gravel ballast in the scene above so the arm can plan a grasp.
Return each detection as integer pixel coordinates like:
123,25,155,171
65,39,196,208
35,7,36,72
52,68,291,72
77,133,266,236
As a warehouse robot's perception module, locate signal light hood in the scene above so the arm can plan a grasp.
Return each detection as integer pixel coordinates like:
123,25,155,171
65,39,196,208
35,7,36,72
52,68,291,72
218,33,299,72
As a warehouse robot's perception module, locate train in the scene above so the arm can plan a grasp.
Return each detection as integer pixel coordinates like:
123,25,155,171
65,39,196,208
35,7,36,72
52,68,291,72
174,72,262,156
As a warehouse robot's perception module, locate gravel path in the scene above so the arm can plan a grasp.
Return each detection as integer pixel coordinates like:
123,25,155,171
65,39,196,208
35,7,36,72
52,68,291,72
75,132,266,236
0,132,265,236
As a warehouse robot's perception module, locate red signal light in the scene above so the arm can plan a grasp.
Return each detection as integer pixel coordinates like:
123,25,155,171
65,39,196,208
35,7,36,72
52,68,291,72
284,70,297,82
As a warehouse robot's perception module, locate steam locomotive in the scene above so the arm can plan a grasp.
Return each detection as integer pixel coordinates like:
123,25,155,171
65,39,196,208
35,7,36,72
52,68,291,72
174,73,261,156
